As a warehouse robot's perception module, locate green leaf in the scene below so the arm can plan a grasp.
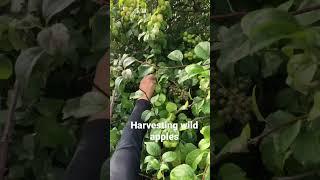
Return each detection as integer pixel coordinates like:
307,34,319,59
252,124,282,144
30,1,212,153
162,151,177,162
15,47,45,90
62,97,81,119
147,159,160,171
185,149,204,170
166,102,177,113
241,8,301,52
185,64,204,77
42,0,76,22
144,156,156,164
75,92,107,118
170,164,195,180
198,138,210,150
145,142,161,156
0,54,12,79
177,143,197,161
292,130,320,166
138,64,155,77
168,50,183,61
37,23,70,55
8,23,28,50
277,0,294,11
36,98,64,117
309,92,320,121
200,126,210,139
141,110,154,122
219,163,248,180
262,52,284,78
252,86,265,122
217,24,250,72
194,41,210,60
260,136,290,174
218,124,251,157
286,54,317,93
122,57,136,68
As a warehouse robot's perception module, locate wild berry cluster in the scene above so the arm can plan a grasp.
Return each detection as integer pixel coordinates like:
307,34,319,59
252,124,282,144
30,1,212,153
216,78,253,123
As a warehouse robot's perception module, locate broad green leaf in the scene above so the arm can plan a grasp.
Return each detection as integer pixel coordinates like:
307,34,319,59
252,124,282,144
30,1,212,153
162,151,177,162
62,97,80,119
262,52,283,78
170,164,195,180
218,124,250,157
198,138,210,150
146,159,160,171
138,64,155,77
166,102,177,113
200,126,210,139
144,156,156,164
194,41,210,60
252,86,265,122
241,8,301,52
37,23,70,55
141,110,154,122
122,57,136,68
168,50,183,61
178,100,189,111
292,130,320,166
177,143,197,161
75,92,107,118
217,24,250,72
8,24,28,50
219,163,248,180
185,64,204,77
309,92,320,121
278,0,294,11
185,149,204,170
15,47,45,90
145,142,161,156
286,54,317,94
42,0,76,22
264,111,301,153
114,77,124,91
0,54,12,79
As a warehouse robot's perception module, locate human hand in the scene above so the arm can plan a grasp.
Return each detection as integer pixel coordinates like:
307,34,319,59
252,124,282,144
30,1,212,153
139,74,156,101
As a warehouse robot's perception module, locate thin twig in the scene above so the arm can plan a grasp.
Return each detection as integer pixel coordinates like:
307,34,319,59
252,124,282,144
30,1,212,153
0,81,20,180
139,173,153,179
273,169,320,180
248,115,308,145
211,4,320,20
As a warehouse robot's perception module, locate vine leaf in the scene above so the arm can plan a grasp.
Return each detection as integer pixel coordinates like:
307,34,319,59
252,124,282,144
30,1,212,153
145,142,161,156
170,164,195,179
218,124,251,158
241,8,301,52
15,47,45,90
292,130,320,167
194,41,210,60
168,50,183,61
42,0,76,23
0,54,12,79
37,23,70,55
219,163,248,180
162,151,177,162
185,149,204,170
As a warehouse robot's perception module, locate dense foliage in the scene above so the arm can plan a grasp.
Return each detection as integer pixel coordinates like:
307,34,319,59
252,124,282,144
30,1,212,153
213,0,320,179
0,0,108,179
110,0,210,179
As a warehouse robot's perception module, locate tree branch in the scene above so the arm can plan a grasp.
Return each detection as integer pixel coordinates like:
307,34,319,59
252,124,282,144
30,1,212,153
211,4,320,20
0,81,20,179
248,115,308,145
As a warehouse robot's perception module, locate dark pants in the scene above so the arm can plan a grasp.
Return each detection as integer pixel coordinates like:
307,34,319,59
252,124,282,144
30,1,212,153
110,100,151,180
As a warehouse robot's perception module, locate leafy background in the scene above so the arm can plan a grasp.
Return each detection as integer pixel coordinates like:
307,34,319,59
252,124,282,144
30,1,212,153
213,0,320,180
110,0,210,179
0,0,108,179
